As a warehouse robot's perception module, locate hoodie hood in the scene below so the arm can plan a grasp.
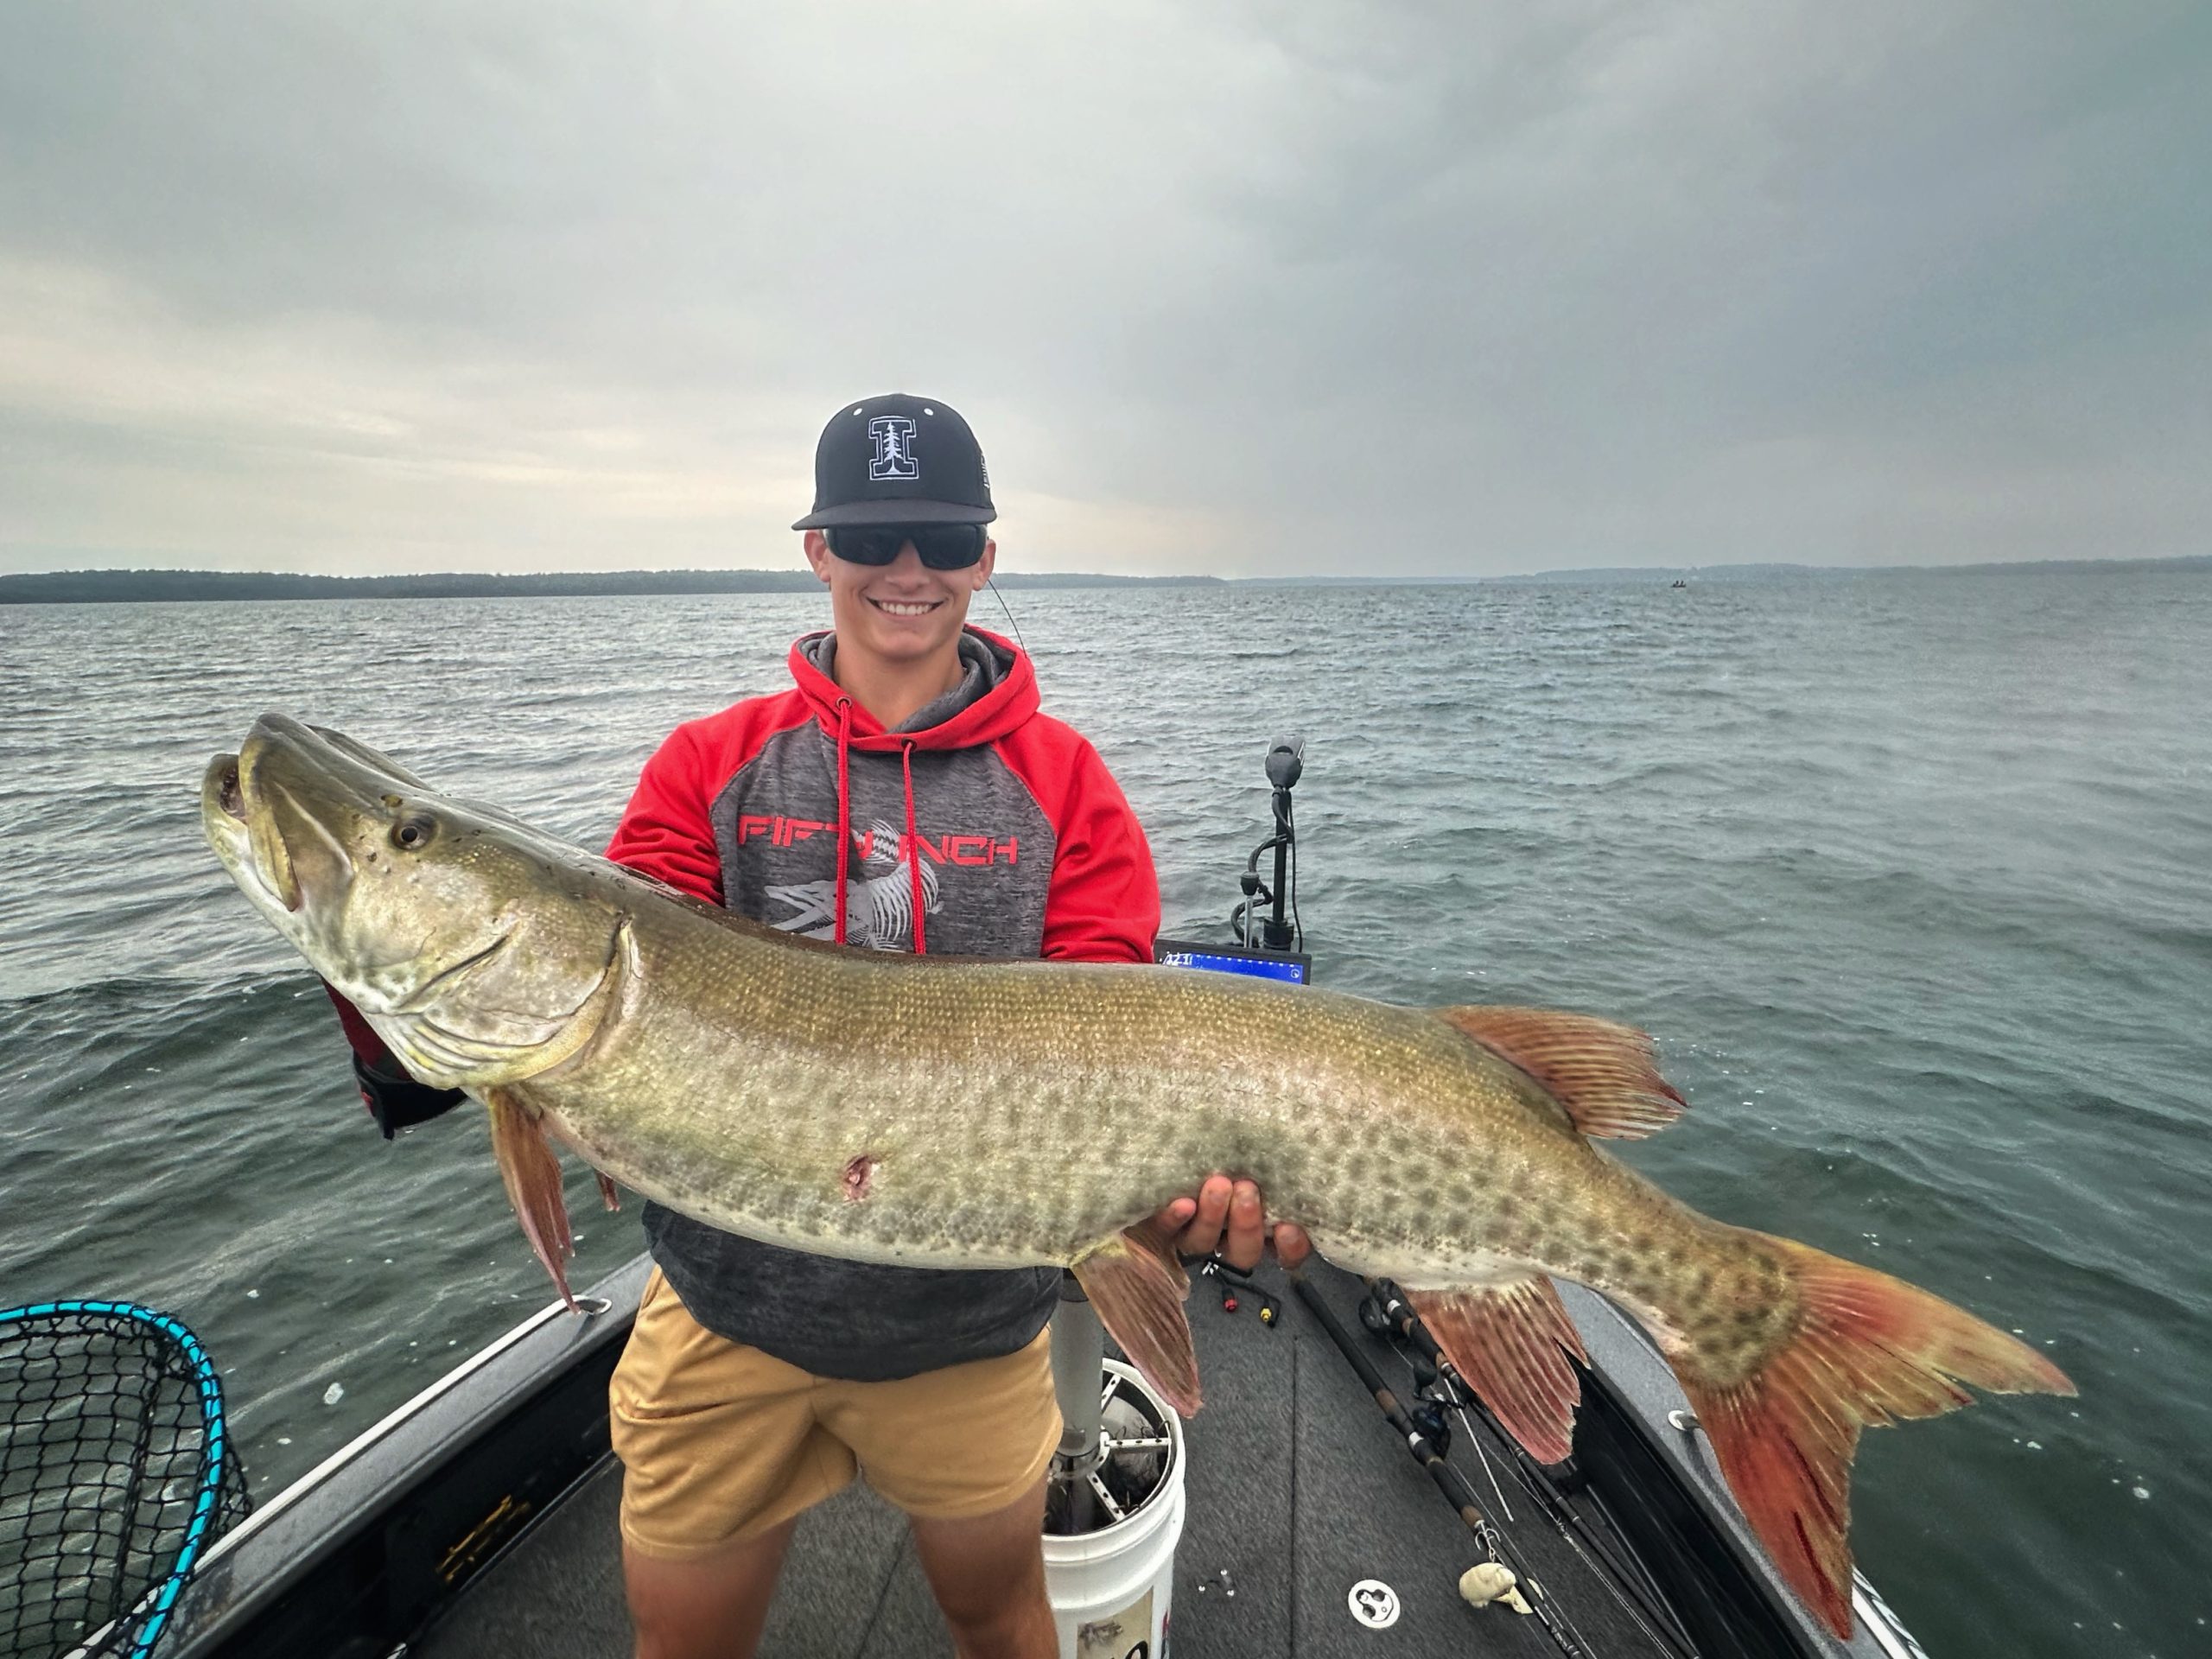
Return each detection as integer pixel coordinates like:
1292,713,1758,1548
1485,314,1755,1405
784,626,1039,953
786,626,1038,750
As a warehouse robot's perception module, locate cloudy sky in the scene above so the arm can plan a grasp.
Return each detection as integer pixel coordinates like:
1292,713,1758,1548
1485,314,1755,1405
2,2,2205,579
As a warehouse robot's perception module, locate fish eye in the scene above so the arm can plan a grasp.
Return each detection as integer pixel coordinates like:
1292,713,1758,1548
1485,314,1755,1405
391,812,438,851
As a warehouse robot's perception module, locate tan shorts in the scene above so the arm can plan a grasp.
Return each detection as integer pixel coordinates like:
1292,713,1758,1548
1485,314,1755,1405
609,1268,1063,1560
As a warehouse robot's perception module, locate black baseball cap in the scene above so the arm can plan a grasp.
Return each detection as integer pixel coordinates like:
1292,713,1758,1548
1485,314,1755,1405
791,393,996,530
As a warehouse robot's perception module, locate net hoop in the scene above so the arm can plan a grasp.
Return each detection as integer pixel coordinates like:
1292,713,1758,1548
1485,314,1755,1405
0,1300,243,1659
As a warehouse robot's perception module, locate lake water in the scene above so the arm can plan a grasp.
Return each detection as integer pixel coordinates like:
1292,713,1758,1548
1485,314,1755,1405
2,569,2206,1656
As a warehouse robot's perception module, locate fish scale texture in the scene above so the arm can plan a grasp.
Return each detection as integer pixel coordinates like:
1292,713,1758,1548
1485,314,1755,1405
526,904,1637,1282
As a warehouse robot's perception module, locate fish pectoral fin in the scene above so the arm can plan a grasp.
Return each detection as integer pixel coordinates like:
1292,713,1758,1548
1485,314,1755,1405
595,1170,622,1212
1072,1229,1201,1417
1431,1006,1686,1140
485,1087,578,1311
1404,1277,1587,1465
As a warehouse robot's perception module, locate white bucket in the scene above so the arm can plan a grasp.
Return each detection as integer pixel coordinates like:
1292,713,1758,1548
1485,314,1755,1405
1042,1357,1186,1659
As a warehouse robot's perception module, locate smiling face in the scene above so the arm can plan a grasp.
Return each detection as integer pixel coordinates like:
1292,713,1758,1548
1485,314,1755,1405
802,528,996,671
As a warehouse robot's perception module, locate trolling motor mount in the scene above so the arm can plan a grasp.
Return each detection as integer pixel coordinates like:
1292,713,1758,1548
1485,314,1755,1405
1156,736,1313,984
1245,735,1305,952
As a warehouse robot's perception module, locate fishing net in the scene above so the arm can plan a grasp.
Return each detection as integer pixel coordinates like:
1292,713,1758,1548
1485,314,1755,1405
0,1301,250,1659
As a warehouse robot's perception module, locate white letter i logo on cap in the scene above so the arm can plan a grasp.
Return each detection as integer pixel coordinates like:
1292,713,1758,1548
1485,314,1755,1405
868,416,919,481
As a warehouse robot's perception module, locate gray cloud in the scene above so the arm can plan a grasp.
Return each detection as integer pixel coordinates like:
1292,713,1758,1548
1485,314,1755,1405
3,1,2206,576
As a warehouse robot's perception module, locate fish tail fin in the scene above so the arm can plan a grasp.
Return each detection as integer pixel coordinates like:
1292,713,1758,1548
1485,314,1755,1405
1671,1230,2074,1637
485,1087,578,1310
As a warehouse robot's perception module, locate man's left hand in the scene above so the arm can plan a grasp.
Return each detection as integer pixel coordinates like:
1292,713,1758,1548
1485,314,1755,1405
1150,1175,1311,1274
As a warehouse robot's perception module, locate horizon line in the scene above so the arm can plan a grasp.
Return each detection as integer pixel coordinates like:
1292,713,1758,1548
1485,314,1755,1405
2,550,2207,598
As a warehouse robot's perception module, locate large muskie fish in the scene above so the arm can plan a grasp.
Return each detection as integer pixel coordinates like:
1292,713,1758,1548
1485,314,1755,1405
202,714,2070,1636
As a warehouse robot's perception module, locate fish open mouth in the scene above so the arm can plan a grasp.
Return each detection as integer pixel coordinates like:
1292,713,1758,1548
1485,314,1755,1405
213,755,247,821
202,746,306,913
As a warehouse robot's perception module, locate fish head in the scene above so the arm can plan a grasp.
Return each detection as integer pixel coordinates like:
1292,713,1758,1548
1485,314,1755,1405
203,713,630,1089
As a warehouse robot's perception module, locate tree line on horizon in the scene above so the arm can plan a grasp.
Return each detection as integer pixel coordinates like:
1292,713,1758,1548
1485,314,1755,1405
2,558,2200,605
0,568,1227,604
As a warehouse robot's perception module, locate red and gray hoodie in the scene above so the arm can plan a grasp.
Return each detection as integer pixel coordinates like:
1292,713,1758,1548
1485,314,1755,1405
604,626,1160,1378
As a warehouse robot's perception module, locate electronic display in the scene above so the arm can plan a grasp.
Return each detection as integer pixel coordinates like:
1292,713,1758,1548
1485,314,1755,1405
1154,938,1311,985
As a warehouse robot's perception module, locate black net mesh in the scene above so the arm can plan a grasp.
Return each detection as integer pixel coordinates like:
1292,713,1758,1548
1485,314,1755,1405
0,1304,250,1659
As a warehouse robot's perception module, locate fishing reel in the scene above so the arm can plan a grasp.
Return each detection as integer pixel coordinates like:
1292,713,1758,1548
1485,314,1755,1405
1357,1285,1454,1453
1408,1398,1453,1457
1359,1280,1593,1497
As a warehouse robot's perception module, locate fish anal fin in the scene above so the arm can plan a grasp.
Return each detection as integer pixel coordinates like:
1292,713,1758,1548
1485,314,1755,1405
1405,1277,1586,1465
1673,1230,2075,1638
1072,1229,1201,1416
1433,1006,1686,1140
485,1087,578,1310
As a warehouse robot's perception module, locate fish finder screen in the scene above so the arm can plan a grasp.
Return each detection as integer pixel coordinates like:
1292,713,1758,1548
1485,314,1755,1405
1155,940,1311,985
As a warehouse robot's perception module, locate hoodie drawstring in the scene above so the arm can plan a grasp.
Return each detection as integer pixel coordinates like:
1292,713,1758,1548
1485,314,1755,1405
833,697,853,945
829,698,927,956
900,740,926,956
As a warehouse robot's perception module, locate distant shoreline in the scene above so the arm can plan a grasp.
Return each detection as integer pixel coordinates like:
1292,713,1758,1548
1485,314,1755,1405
0,569,1226,605
0,555,2203,604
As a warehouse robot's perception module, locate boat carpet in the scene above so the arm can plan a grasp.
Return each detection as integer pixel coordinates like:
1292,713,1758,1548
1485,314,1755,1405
416,1259,1670,1657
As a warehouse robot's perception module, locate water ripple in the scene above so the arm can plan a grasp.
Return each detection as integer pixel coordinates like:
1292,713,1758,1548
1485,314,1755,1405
3,570,2209,1653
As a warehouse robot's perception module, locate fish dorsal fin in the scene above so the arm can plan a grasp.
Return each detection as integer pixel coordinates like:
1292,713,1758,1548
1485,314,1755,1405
1405,1277,1588,1465
1433,1006,1687,1140
485,1087,578,1311
1071,1229,1201,1416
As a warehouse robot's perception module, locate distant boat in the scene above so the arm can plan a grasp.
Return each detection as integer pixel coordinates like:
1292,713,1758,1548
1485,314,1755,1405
1670,578,1688,588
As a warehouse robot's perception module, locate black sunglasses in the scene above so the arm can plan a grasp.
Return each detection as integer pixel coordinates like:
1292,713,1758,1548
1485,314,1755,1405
824,524,988,570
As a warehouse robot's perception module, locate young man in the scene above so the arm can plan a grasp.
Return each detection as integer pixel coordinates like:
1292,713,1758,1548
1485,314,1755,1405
335,393,1305,1659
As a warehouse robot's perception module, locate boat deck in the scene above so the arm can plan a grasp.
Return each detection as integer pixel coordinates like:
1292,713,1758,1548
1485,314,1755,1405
416,1260,1676,1659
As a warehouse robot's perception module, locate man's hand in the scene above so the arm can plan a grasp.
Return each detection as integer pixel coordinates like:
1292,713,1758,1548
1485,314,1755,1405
1150,1175,1311,1274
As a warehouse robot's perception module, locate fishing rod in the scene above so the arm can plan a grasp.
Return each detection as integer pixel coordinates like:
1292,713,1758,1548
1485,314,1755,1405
982,577,1027,654
1363,1279,1698,1659
1287,1266,1593,1659
1364,1277,1688,1648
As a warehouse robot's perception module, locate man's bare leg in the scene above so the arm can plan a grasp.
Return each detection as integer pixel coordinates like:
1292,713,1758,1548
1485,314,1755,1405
907,1473,1058,1659
624,1516,798,1659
